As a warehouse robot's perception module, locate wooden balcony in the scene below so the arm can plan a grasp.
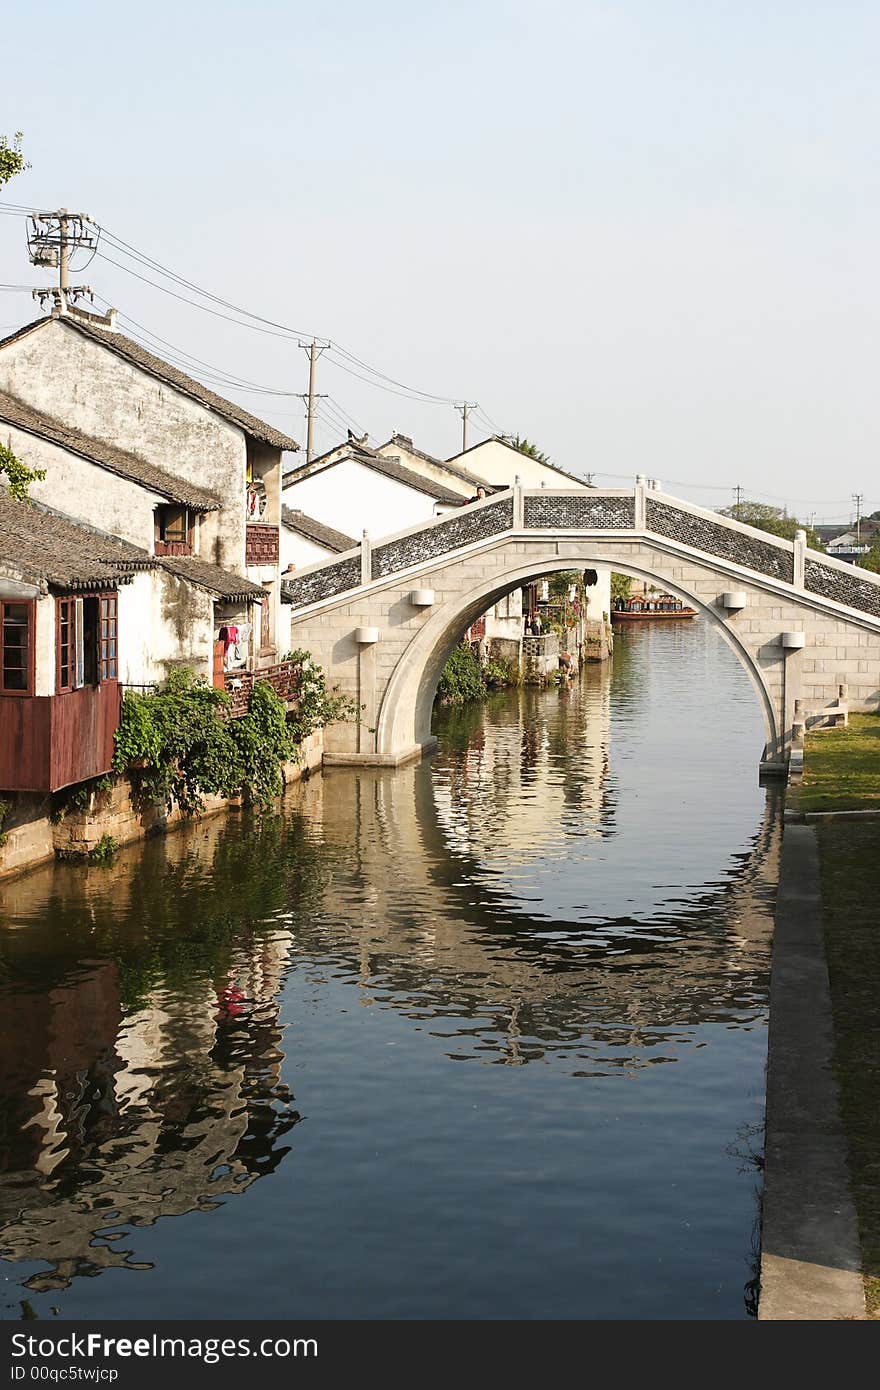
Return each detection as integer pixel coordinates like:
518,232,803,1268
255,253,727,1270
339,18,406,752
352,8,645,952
223,659,301,718
0,683,122,793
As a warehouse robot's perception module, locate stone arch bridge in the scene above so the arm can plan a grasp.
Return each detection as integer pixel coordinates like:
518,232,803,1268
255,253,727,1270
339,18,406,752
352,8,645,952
283,483,880,774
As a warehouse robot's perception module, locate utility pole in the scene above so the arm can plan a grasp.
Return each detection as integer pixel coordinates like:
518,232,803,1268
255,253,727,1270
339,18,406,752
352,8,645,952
852,492,864,548
300,340,328,463
455,401,478,454
733,483,743,518
26,209,97,313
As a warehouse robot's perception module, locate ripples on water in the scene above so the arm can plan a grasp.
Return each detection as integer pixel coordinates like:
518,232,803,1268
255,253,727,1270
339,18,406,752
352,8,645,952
0,622,779,1320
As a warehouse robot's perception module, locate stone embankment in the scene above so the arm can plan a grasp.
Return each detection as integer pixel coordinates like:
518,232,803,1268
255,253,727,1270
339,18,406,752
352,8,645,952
0,729,323,880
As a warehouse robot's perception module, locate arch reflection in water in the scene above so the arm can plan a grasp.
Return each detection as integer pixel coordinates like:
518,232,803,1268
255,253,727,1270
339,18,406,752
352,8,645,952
0,622,779,1319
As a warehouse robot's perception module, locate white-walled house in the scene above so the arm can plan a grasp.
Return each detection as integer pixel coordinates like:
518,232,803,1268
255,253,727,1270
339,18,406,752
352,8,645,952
281,508,356,572
0,489,264,793
0,307,299,661
445,436,589,492
375,434,480,501
0,304,308,795
281,438,463,540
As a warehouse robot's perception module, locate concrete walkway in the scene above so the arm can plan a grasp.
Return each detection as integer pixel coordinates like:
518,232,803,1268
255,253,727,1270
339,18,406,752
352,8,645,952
759,823,866,1319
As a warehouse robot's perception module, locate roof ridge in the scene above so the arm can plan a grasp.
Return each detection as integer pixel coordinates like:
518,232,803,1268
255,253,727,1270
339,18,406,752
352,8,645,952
0,315,300,453
0,387,220,510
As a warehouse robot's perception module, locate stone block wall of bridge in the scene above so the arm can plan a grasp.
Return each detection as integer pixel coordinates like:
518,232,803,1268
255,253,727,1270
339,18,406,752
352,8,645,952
284,486,880,774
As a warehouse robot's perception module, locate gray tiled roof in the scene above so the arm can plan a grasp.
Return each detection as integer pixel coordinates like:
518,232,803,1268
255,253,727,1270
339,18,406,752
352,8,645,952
0,316,300,452
285,443,463,505
0,389,220,511
0,491,154,590
377,435,482,488
281,507,356,553
157,555,265,601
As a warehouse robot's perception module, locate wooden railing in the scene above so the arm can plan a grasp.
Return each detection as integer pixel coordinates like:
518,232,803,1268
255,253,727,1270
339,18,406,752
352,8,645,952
223,658,302,718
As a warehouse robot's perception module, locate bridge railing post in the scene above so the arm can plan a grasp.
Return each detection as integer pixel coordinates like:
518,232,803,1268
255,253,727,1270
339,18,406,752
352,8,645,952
361,529,372,586
634,476,647,531
513,476,524,530
793,528,806,589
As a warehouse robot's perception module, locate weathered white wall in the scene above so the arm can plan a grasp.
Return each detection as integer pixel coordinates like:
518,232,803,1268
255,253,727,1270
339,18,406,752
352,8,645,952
118,571,214,685
284,459,443,540
585,569,611,622
446,440,588,491
0,319,248,572
2,423,164,551
248,439,281,524
34,595,55,697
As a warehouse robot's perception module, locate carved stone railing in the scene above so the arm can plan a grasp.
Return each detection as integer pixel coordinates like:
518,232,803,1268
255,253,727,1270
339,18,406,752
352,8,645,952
524,494,635,529
285,553,363,608
372,495,514,578
804,557,880,618
281,484,880,623
224,658,301,718
645,497,795,583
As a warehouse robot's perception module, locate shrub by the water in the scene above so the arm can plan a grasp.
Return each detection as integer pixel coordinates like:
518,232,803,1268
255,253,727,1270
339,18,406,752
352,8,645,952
436,642,486,705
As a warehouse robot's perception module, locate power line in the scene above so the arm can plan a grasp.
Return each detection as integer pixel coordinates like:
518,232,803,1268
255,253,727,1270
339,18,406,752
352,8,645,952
89,223,499,411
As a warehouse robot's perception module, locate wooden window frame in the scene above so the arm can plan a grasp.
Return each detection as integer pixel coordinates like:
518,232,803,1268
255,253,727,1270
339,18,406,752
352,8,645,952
57,590,119,693
56,596,77,694
99,593,118,682
154,505,194,554
0,598,36,697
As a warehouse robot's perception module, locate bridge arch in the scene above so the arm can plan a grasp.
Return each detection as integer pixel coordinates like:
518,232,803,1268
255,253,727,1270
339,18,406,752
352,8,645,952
287,485,880,772
377,554,779,762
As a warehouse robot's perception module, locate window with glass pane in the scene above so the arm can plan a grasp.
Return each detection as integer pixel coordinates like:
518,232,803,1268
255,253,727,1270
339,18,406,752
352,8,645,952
1,601,32,693
58,598,75,692
100,594,118,680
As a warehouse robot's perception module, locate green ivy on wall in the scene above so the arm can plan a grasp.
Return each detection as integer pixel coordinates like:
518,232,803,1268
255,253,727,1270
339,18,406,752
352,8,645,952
113,662,353,814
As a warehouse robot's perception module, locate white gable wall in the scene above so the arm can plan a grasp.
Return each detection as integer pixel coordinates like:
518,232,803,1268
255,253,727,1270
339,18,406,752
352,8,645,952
284,459,442,541
375,441,474,499
280,527,339,572
0,319,247,572
1,423,165,552
448,439,588,491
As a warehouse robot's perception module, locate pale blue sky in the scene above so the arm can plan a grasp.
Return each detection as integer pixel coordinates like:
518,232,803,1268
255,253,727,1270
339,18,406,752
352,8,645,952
2,1,878,521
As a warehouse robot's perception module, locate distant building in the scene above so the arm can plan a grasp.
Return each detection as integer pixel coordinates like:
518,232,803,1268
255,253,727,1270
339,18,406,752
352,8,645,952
281,508,356,571
281,437,462,539
821,521,880,565
445,435,589,492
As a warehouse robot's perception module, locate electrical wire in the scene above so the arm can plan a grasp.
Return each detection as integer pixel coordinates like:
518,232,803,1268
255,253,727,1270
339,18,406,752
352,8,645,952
94,227,479,406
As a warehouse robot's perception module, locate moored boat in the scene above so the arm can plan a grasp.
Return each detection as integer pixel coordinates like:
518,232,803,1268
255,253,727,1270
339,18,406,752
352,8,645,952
611,593,697,622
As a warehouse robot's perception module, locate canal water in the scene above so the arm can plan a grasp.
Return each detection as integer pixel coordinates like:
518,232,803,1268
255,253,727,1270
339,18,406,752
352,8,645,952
0,621,779,1321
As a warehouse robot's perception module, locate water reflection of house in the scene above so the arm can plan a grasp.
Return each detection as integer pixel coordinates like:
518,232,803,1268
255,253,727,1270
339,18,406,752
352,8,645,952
0,861,297,1292
431,680,613,863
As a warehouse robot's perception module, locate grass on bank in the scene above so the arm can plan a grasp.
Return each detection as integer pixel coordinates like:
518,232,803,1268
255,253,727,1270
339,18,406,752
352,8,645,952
796,712,880,813
815,821,880,1316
